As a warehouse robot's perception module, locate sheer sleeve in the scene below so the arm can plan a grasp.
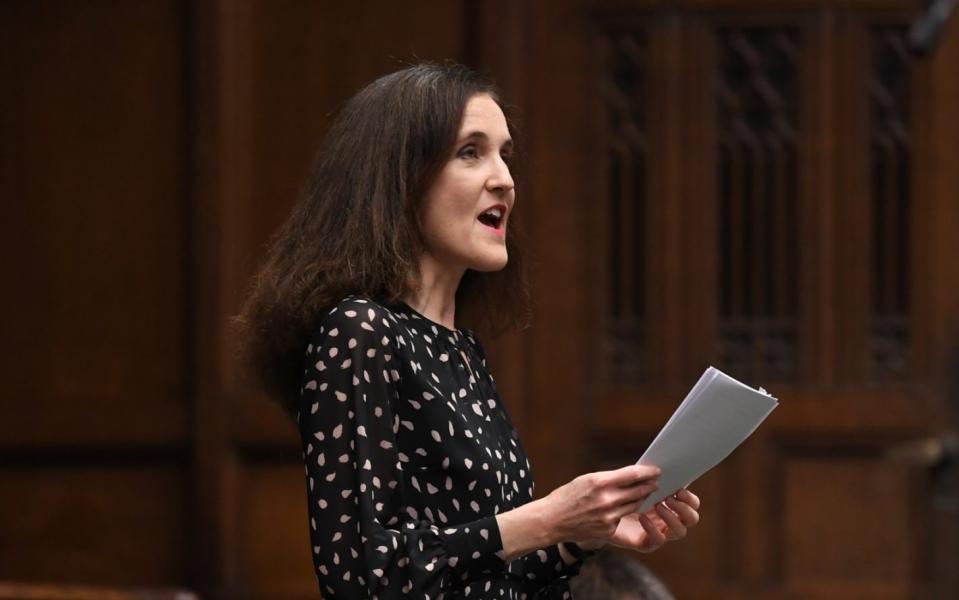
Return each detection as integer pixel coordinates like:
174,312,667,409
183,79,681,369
464,332,588,597
517,544,587,598
297,300,507,598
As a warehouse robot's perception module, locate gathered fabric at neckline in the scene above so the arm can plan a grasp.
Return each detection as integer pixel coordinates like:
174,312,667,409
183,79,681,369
381,298,472,346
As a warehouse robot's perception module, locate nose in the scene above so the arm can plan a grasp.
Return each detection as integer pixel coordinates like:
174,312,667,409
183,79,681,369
486,154,514,194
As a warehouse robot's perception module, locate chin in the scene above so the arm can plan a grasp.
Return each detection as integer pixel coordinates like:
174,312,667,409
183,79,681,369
470,252,509,273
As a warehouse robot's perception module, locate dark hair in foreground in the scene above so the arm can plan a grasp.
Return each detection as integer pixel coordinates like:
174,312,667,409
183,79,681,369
570,551,675,600
235,63,530,416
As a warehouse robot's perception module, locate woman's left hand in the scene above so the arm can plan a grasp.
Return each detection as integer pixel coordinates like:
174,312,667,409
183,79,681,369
607,488,701,553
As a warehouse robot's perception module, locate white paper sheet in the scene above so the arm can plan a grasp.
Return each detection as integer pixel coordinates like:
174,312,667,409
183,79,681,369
636,366,779,512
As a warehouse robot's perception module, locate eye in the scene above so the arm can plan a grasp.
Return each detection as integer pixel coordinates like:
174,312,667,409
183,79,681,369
500,150,513,166
457,144,479,159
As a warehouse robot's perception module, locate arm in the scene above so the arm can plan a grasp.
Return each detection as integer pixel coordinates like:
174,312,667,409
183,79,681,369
497,503,591,596
299,301,505,597
496,489,700,597
465,333,668,593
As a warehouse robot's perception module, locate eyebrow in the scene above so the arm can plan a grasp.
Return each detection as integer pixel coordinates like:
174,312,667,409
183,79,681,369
460,131,514,150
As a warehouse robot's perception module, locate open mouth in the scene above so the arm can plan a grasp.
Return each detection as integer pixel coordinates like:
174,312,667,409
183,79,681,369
477,206,505,230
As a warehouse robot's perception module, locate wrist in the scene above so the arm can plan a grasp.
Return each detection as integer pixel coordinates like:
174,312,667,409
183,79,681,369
576,539,606,551
525,496,559,548
556,542,602,565
496,497,556,561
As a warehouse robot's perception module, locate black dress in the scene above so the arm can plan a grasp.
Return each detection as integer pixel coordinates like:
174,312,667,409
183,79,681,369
297,296,584,599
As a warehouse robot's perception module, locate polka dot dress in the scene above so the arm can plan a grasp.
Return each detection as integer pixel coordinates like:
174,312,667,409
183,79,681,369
297,296,584,599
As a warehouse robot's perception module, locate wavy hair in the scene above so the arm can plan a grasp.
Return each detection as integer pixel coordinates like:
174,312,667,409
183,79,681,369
235,63,530,416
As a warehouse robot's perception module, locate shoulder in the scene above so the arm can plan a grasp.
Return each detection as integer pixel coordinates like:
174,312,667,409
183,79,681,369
310,296,400,344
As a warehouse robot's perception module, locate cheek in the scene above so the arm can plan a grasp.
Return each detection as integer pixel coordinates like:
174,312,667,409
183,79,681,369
422,203,468,237
419,205,463,253
422,180,479,232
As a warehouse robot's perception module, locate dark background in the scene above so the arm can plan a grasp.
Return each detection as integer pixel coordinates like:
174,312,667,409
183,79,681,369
2,1,958,599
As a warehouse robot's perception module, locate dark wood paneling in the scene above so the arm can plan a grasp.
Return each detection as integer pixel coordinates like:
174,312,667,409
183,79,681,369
4,1,958,599
0,582,197,600
0,0,191,589
516,0,959,598
0,0,188,448
782,454,917,583
235,462,315,600
521,0,597,495
0,462,186,586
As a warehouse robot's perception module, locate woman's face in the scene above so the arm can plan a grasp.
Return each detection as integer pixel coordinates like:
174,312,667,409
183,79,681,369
418,94,515,275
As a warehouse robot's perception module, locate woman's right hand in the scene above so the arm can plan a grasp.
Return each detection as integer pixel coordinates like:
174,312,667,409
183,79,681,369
543,464,661,546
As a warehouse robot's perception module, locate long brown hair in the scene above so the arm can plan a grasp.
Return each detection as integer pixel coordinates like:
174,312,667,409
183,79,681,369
235,63,530,416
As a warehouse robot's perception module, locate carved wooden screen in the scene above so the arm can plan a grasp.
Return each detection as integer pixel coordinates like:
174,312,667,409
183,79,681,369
516,2,959,598
592,18,809,390
869,25,912,379
592,15,930,389
600,29,648,384
715,27,801,381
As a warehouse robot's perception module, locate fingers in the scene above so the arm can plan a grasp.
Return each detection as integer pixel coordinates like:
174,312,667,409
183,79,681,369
596,464,661,487
674,488,701,510
611,479,658,505
605,490,702,554
609,485,700,531
665,496,700,527
638,513,666,552
654,502,686,540
611,497,644,521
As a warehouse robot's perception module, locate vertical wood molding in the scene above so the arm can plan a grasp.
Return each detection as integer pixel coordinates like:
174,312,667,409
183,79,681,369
736,437,776,593
690,16,720,380
812,8,838,387
522,0,594,492
467,0,535,448
187,0,253,597
837,12,872,383
925,7,959,381
593,21,651,386
657,13,687,387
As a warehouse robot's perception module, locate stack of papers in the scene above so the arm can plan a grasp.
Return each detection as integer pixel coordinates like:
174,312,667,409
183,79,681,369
637,366,779,511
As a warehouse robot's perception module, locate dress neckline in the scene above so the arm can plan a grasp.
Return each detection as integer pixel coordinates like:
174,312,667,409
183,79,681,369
384,299,466,340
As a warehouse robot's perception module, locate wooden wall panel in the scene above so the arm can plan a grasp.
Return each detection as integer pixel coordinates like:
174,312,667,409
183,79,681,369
0,462,186,586
0,0,190,591
4,0,217,596
235,461,315,600
4,0,957,598
520,0,596,496
0,0,188,448
782,455,917,583
516,0,959,598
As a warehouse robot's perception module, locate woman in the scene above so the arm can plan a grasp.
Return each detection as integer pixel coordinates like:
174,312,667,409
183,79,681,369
238,63,700,599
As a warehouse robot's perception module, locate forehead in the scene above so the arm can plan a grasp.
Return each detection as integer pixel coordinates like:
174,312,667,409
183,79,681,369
459,94,510,139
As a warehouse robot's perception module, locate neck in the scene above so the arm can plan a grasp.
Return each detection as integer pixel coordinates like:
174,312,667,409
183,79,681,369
404,253,464,331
